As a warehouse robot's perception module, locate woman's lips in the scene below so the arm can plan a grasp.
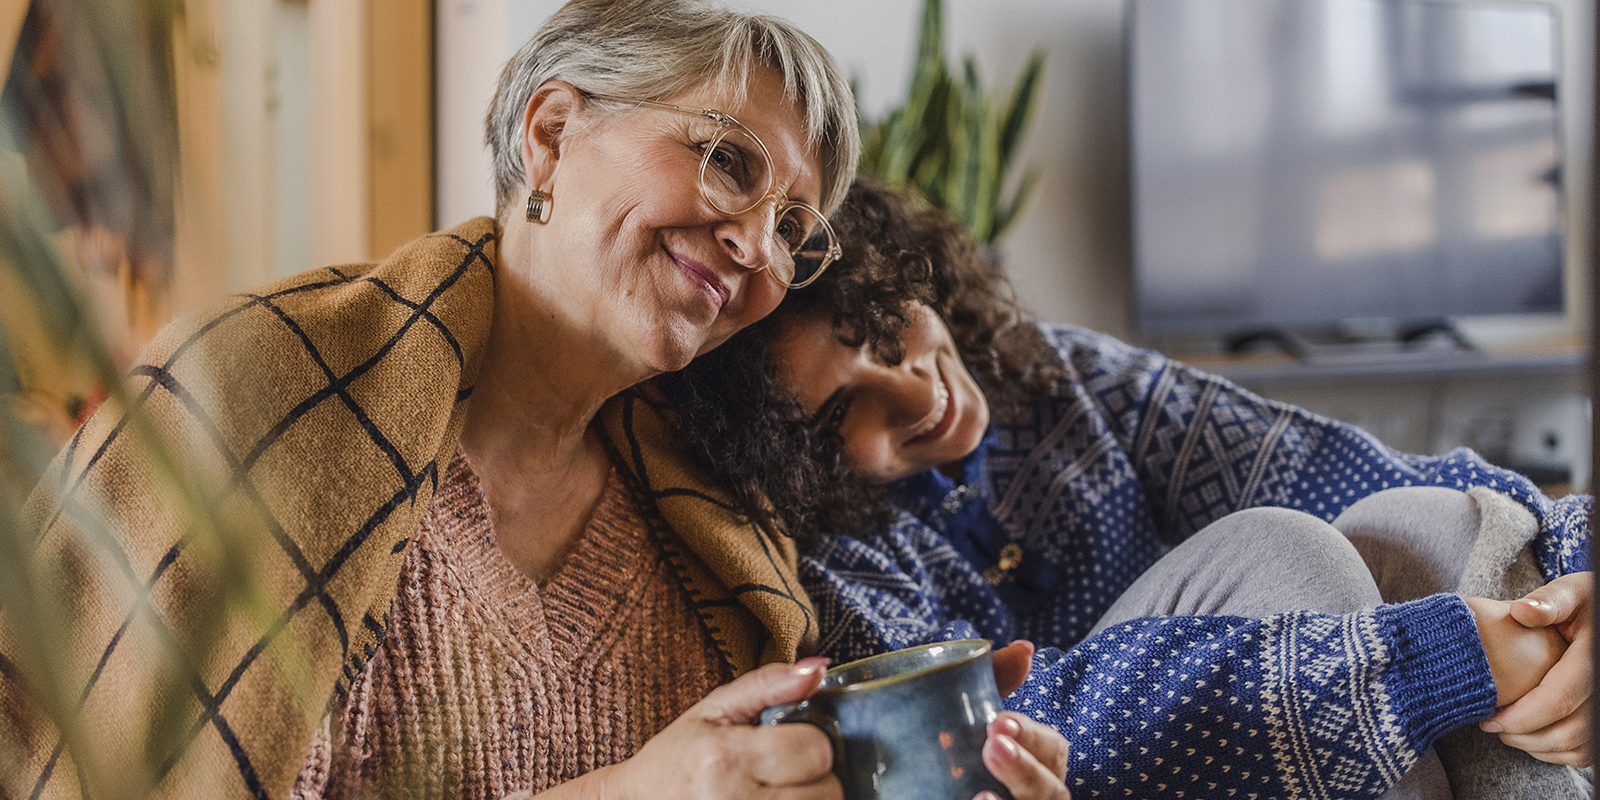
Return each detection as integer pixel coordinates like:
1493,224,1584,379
668,248,730,310
906,373,956,447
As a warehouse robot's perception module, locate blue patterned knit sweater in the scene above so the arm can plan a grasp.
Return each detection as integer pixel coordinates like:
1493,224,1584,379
799,325,1593,800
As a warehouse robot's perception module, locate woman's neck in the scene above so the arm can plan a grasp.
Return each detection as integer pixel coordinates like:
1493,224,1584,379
461,223,653,475
456,224,657,583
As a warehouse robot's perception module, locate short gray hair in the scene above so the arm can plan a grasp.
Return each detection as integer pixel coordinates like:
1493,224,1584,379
485,0,859,217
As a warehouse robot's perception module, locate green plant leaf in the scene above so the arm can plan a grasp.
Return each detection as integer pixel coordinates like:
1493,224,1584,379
859,120,885,176
962,54,981,96
913,0,944,88
856,0,1045,243
999,50,1045,169
975,111,1003,244
993,165,1042,241
946,91,988,239
882,111,928,185
904,0,945,128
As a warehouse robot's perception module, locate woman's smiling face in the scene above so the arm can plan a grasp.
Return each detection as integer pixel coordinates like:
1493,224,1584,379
522,68,823,374
770,302,990,483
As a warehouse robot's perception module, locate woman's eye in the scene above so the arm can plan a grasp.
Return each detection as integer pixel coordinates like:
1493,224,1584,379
774,214,801,251
817,398,852,437
704,141,749,183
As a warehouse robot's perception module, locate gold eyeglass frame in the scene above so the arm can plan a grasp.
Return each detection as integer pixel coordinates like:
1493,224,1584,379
584,92,841,288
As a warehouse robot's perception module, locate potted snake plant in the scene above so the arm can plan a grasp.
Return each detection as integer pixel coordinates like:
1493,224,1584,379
858,0,1045,245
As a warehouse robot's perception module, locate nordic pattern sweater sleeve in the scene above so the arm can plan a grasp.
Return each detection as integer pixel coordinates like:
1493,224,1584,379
1012,600,1496,800
799,324,1591,800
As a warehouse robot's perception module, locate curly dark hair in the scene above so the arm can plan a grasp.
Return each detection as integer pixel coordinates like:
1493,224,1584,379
655,181,1067,548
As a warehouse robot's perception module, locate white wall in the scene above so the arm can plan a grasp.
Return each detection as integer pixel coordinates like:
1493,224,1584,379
274,0,312,278
436,0,1595,337
309,0,368,267
436,0,509,232
218,0,276,292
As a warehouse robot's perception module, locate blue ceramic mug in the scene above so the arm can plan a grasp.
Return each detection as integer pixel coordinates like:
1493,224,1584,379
760,639,1013,800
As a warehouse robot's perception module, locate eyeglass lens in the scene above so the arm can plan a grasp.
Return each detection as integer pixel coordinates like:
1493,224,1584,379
776,205,831,287
694,119,834,288
698,125,772,215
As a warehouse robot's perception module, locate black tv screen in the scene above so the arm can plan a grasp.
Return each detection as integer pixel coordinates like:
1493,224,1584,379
1129,0,1564,337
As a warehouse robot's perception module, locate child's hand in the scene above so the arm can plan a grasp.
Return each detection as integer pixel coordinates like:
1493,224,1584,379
991,639,1036,697
1480,573,1594,766
975,712,1070,800
1464,596,1566,707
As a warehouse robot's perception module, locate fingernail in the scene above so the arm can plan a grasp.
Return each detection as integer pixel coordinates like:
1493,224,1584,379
1481,720,1503,733
997,717,1022,738
1522,599,1544,609
791,656,830,677
995,734,1020,761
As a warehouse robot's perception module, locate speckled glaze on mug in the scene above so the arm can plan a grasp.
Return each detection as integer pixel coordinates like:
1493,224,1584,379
760,639,1012,800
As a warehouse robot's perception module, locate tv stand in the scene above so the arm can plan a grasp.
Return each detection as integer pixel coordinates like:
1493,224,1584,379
1398,320,1475,351
1168,319,1583,385
1224,319,1477,364
1225,329,1311,358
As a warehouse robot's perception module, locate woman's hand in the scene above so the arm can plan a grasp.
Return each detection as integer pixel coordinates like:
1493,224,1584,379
1478,572,1594,766
592,658,841,800
975,712,1071,800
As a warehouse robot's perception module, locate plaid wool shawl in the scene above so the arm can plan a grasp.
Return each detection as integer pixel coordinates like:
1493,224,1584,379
0,217,816,799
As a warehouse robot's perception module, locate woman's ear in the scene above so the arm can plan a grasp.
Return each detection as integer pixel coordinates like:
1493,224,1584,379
519,81,582,193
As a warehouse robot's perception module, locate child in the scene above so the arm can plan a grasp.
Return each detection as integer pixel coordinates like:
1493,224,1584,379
658,181,1593,799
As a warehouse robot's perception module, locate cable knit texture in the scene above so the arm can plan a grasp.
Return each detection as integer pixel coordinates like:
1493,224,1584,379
293,452,730,799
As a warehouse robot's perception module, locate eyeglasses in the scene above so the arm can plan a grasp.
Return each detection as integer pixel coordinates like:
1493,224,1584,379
585,92,840,289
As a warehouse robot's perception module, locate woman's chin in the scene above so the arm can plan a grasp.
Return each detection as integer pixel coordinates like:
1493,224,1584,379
890,407,990,481
931,428,986,477
636,325,707,376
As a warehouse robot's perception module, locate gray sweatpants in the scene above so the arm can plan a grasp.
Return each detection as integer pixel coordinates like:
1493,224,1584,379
1087,486,1488,800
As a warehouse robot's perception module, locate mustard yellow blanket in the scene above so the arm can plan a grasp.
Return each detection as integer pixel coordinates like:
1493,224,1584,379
0,218,815,799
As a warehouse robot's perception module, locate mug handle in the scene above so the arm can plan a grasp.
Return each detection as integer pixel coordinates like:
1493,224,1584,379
760,700,845,773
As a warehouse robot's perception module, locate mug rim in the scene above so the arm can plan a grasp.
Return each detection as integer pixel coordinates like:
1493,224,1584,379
815,638,992,695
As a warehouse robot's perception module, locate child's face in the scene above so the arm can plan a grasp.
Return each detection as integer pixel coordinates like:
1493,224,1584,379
771,302,990,483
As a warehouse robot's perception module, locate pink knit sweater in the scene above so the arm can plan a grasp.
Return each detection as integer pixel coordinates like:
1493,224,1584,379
293,452,730,799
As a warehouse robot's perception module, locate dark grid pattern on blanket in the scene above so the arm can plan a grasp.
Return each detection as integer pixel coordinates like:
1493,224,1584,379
598,389,819,677
1,224,499,800
800,324,1592,800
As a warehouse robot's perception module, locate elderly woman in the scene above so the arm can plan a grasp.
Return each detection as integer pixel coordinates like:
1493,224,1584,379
661,182,1595,799
0,4,1077,800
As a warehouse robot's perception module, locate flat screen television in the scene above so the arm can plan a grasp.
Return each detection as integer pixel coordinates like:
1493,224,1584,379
1129,0,1564,340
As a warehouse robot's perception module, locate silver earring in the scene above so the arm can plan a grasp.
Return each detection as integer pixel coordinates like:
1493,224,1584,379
526,190,553,224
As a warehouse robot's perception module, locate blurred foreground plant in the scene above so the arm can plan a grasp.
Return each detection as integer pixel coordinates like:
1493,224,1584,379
857,0,1045,245
0,2,305,797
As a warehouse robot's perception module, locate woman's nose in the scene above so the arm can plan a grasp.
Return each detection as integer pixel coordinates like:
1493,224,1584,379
714,204,782,273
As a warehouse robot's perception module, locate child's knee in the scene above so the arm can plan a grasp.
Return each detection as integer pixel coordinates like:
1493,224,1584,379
1204,506,1360,562
1195,507,1380,613
1333,486,1477,542
1333,487,1479,601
